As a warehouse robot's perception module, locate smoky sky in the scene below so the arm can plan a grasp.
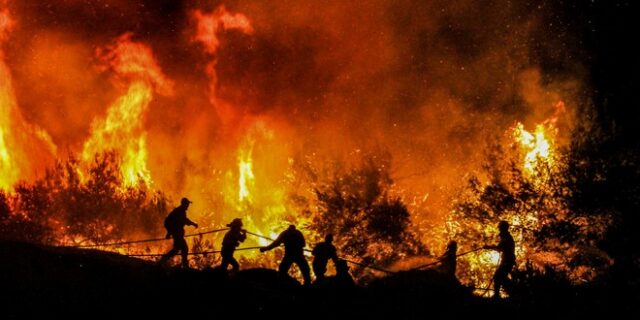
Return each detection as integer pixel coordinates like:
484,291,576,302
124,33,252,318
8,0,585,120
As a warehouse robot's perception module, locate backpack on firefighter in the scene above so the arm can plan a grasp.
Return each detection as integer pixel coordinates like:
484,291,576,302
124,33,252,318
164,210,179,238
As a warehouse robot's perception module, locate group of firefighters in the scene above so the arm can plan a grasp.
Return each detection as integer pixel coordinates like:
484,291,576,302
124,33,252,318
160,197,515,297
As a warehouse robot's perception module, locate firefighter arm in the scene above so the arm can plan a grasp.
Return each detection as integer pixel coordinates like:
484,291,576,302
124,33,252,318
331,252,339,266
261,235,283,252
185,218,198,228
488,239,508,252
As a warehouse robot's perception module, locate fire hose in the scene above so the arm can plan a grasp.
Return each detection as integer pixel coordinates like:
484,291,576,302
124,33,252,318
125,246,265,257
69,228,229,248
411,247,505,298
412,247,486,270
244,231,397,274
64,228,496,285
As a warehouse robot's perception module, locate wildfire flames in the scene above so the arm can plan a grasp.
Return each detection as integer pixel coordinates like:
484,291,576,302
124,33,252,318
0,6,55,190
0,1,602,293
81,33,174,187
443,120,558,296
237,140,254,203
513,122,554,175
193,5,254,125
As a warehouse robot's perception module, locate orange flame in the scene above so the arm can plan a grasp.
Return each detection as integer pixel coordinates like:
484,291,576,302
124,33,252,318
0,7,13,42
193,6,253,124
81,33,173,187
444,116,562,297
238,140,255,203
193,6,254,55
0,6,56,190
219,123,308,260
513,122,554,175
0,2,593,287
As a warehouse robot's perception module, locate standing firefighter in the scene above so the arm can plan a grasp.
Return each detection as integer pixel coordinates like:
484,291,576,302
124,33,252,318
220,218,247,272
484,220,516,298
439,240,458,277
260,224,312,285
311,233,339,282
159,197,198,268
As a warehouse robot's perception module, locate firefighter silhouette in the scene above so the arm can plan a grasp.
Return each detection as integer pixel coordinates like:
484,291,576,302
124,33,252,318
159,198,198,268
311,233,339,282
220,218,247,272
439,240,458,277
484,221,516,297
260,224,311,285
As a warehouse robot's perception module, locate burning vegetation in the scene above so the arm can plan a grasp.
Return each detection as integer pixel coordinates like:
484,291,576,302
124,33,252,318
447,116,612,295
0,0,636,300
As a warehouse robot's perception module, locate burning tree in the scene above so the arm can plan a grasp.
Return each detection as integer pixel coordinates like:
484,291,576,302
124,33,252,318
449,119,612,295
0,152,169,247
293,150,427,275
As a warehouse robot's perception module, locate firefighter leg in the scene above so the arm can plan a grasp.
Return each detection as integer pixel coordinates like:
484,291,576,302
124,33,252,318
279,255,294,276
176,237,189,268
159,238,180,266
229,256,240,272
296,255,312,285
493,264,510,298
313,260,327,282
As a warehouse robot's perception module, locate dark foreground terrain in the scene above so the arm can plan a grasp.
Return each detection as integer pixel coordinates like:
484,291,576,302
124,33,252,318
1,241,636,319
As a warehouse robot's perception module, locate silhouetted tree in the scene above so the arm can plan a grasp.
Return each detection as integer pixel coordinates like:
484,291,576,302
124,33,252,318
0,151,169,247
451,115,617,288
295,150,427,275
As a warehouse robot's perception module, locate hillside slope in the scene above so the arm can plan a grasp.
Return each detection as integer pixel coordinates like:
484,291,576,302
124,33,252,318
0,241,630,319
